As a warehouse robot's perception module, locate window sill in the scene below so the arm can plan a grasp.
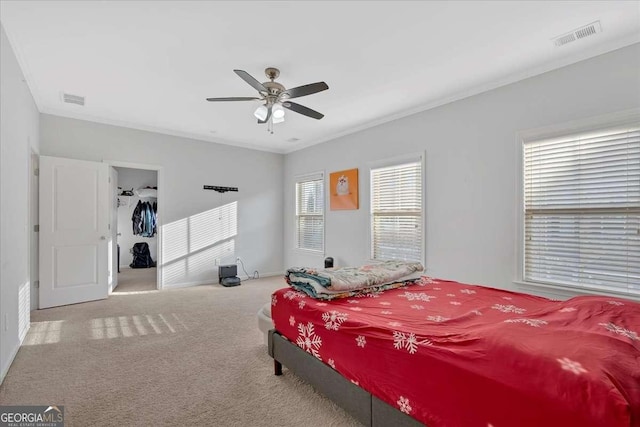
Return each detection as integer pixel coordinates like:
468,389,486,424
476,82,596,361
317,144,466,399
292,248,325,257
514,280,640,302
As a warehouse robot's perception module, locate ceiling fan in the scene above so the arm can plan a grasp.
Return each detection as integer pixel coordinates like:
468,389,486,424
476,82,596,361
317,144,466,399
206,67,328,133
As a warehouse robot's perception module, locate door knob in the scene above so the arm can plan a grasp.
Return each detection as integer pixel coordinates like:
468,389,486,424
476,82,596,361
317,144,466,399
100,236,106,240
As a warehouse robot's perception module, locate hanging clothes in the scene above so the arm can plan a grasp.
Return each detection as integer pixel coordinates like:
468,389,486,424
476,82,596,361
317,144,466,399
131,200,157,237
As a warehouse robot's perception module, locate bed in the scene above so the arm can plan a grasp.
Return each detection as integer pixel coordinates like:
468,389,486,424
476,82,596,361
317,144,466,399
268,274,640,426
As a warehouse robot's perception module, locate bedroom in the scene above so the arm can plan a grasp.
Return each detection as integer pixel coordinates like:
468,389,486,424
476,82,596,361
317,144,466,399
1,1,638,426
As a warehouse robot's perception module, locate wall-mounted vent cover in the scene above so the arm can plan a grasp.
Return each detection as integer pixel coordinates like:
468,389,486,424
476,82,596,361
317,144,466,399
553,21,602,47
62,93,85,106
287,137,300,143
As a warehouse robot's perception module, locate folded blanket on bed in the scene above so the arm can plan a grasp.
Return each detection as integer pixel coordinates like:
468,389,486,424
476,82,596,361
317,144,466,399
286,260,424,299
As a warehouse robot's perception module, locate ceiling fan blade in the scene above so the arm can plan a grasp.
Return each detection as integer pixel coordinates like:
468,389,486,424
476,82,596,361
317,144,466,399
258,105,272,124
282,102,324,120
282,82,328,99
206,97,260,102
234,69,268,94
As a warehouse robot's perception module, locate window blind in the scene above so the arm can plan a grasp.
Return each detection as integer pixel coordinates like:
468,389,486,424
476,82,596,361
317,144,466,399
371,160,423,262
296,175,324,252
523,125,640,296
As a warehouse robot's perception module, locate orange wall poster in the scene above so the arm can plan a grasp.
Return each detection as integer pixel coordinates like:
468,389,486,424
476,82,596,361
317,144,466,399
329,168,359,210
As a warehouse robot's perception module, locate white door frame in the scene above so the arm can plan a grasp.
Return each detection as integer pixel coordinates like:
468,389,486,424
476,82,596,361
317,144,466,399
105,160,164,290
28,147,38,312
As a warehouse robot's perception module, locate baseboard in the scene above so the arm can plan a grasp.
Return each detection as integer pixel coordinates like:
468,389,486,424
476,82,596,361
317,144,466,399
0,325,28,386
243,271,284,280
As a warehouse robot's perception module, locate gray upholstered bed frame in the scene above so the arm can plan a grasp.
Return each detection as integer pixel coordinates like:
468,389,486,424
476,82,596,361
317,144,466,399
268,329,423,427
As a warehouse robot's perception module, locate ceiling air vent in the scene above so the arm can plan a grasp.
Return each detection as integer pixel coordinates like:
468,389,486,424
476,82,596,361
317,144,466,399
553,21,602,47
62,93,85,106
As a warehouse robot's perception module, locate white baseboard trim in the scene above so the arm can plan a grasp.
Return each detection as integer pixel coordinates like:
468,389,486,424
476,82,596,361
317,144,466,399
161,272,284,290
243,271,284,280
0,325,28,386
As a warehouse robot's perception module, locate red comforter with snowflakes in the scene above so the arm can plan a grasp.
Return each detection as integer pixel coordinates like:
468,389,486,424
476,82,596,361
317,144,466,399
271,277,640,427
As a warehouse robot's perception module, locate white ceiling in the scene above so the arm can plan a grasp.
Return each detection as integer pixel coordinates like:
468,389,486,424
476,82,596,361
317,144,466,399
1,1,639,153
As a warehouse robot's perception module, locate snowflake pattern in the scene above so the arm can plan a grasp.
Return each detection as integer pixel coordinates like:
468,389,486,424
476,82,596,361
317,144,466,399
298,300,306,309
296,322,322,359
502,297,513,301
271,295,277,306
504,318,548,327
284,290,305,300
379,301,392,306
289,315,296,326
316,302,327,307
410,305,424,310
557,357,587,375
399,292,436,302
392,331,430,354
388,321,403,327
599,322,639,341
356,335,367,348
414,277,434,287
460,289,476,295
492,304,526,314
381,310,392,315
397,396,412,414
608,301,624,306
450,301,461,306
427,315,449,322
347,300,360,304
433,287,442,291
328,358,336,369
350,307,363,312
471,310,482,316
446,293,456,297
322,311,349,331
559,307,576,313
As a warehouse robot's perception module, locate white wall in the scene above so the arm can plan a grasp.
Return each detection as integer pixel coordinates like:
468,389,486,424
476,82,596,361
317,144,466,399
0,24,40,384
284,43,640,296
115,167,158,268
40,115,284,288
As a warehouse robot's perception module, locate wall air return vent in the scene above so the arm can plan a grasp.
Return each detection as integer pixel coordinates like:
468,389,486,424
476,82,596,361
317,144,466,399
553,21,601,47
62,93,85,106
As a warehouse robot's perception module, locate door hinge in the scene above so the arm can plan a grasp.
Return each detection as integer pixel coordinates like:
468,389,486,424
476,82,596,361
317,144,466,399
34,280,39,288
33,224,39,232
34,168,39,176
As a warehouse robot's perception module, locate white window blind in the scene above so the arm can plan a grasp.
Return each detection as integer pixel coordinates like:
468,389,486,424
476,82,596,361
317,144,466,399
296,174,324,252
523,124,640,297
371,160,423,262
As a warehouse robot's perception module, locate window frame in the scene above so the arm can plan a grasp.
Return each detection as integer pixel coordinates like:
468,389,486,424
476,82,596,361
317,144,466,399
368,152,426,265
515,109,640,299
294,171,325,254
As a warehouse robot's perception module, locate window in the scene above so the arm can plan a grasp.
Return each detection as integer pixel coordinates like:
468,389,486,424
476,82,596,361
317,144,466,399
295,173,324,252
523,123,640,297
370,158,423,262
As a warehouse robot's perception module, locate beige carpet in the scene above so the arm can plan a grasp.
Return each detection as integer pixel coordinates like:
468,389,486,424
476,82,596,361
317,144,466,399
115,267,158,293
0,276,360,426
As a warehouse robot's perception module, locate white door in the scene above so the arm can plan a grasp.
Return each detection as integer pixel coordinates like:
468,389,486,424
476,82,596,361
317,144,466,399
39,156,109,308
109,167,118,292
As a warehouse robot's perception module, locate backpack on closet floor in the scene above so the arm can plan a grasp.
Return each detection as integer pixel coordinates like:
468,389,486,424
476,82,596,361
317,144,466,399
130,242,156,268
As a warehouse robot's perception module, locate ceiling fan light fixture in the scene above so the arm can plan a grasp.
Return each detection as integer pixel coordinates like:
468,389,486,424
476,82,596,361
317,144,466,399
272,104,285,119
272,114,285,124
254,105,268,121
